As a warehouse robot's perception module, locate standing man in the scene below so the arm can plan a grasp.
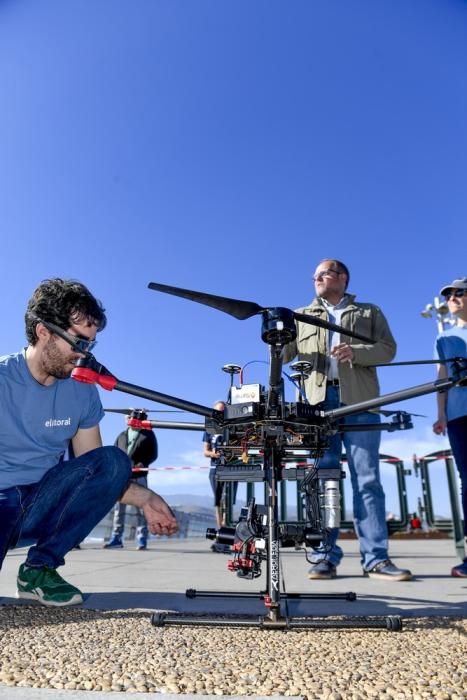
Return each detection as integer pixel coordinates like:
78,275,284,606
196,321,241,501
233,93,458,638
283,259,411,581
105,413,158,550
0,278,178,607
433,277,467,577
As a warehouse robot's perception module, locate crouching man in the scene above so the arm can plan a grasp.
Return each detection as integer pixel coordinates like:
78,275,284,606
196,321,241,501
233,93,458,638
0,278,178,606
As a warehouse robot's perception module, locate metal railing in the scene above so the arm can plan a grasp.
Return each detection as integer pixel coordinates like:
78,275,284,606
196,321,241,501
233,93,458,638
413,449,464,559
223,453,410,533
222,449,465,559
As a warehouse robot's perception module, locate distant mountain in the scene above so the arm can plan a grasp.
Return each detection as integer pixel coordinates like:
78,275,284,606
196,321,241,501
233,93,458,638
165,493,214,509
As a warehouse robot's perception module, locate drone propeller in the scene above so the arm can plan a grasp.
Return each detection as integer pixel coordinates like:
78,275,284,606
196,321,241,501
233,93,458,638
148,282,374,344
148,281,263,320
377,409,427,418
104,408,186,415
372,358,462,368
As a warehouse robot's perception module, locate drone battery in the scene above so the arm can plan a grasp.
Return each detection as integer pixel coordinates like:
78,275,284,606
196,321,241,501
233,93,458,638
224,402,261,422
287,402,324,421
216,464,264,482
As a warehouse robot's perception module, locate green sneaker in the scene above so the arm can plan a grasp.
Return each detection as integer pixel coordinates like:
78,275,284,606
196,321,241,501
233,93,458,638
17,564,83,606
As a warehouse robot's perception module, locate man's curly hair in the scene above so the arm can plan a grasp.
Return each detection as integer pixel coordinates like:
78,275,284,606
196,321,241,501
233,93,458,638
25,278,107,346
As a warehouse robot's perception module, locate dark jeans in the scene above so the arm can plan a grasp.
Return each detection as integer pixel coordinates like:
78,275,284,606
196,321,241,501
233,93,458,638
0,446,131,570
209,468,238,507
447,415,467,537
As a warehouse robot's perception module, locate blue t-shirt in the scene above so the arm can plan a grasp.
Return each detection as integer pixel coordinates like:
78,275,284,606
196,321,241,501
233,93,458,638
202,430,222,467
0,350,104,489
434,326,467,422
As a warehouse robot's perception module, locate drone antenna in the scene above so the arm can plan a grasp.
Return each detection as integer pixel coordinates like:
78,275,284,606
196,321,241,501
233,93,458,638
289,361,312,403
222,364,241,388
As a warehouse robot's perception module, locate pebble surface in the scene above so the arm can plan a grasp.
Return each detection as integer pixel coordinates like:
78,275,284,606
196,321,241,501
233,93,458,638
0,606,465,699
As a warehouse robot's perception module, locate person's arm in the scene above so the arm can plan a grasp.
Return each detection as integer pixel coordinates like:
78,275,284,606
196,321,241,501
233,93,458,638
203,440,219,460
433,363,448,435
332,306,396,366
120,482,178,535
71,425,103,457
144,431,158,465
131,431,157,467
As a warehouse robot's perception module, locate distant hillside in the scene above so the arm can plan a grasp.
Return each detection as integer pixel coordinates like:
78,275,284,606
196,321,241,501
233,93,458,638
165,493,214,509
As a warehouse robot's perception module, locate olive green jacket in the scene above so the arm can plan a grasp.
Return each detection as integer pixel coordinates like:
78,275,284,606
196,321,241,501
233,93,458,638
282,294,396,406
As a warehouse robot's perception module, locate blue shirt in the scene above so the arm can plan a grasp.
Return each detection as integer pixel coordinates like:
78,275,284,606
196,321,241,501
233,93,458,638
0,350,104,489
202,431,222,467
434,325,467,422
321,295,348,380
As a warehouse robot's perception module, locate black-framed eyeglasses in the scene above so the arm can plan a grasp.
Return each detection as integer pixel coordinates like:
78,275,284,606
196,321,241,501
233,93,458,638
313,268,341,282
443,289,466,301
39,319,97,354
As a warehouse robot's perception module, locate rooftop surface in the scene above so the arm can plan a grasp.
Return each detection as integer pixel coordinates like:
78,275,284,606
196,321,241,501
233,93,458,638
1,536,465,617
1,537,466,700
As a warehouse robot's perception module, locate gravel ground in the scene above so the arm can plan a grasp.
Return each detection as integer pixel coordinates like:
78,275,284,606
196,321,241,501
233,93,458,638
0,606,465,699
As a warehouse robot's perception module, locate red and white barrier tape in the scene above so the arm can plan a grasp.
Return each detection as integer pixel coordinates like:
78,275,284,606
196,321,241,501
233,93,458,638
135,465,210,472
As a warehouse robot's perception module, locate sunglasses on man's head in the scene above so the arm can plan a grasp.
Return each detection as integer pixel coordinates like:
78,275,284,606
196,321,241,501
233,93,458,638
39,319,97,354
443,289,466,301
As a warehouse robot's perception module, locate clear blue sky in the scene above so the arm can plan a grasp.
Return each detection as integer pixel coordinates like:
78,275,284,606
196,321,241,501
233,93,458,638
0,0,465,514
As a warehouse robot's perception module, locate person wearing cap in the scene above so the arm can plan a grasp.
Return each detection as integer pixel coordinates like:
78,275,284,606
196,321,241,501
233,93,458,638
433,277,467,577
104,413,158,550
282,259,412,581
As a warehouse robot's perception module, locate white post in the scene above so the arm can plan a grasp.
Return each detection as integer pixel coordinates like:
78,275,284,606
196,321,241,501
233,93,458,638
420,296,454,333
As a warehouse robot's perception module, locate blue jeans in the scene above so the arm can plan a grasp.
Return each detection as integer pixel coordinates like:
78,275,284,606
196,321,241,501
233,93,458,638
311,386,388,570
447,415,467,538
0,446,131,570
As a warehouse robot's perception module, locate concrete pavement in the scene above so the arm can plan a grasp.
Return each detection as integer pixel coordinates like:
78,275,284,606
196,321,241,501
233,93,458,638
0,537,465,700
1,536,466,617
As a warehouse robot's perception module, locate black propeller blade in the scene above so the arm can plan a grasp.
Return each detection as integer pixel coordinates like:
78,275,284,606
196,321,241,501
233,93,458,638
148,282,264,320
377,409,427,418
104,408,186,415
148,282,374,344
293,311,373,344
371,358,462,368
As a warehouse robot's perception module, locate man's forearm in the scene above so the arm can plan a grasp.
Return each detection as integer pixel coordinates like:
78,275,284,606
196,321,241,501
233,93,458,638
120,480,150,507
119,482,178,535
436,365,448,419
436,388,447,420
351,338,396,366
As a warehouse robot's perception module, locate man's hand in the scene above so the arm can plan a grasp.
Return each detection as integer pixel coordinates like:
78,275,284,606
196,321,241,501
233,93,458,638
330,343,354,364
142,492,179,536
120,482,178,536
433,418,447,436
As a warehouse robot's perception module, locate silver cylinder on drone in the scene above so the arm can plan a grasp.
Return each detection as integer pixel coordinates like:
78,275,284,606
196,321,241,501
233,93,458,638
321,480,341,529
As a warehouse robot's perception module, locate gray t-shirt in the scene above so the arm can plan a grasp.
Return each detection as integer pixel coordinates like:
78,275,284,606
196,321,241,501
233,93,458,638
0,349,104,489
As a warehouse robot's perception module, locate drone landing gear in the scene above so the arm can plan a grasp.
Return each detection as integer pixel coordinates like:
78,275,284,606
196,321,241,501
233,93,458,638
150,442,402,633
151,447,402,631
150,589,402,631
151,615,402,631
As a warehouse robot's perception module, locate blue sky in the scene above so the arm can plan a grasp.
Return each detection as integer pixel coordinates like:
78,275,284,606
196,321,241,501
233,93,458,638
0,0,465,515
